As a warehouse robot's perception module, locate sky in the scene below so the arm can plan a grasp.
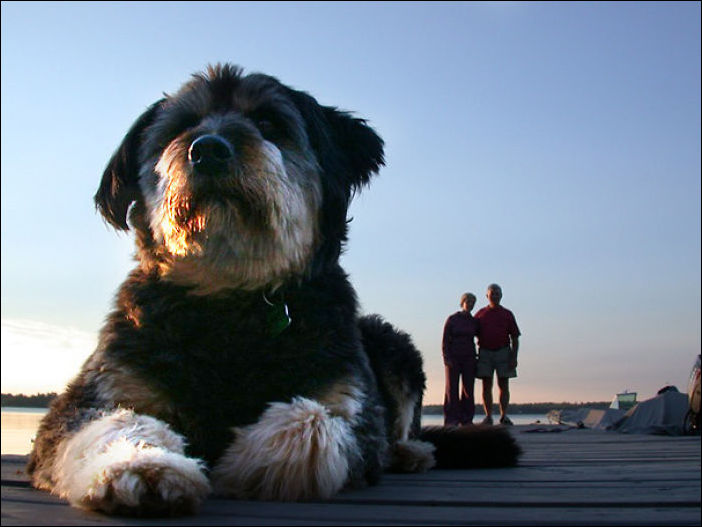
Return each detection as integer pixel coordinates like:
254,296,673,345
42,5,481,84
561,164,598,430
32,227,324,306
1,1,700,405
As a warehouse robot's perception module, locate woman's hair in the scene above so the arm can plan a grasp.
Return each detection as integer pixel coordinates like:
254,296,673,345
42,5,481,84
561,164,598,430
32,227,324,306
460,292,476,306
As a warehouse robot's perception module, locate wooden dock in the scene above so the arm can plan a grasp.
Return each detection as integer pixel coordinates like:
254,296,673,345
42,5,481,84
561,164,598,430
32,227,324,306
2,425,700,525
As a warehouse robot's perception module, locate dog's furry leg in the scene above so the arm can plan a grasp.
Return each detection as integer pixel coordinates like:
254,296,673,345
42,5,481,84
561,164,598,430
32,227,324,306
211,396,362,501
50,409,210,515
388,393,436,473
358,314,436,473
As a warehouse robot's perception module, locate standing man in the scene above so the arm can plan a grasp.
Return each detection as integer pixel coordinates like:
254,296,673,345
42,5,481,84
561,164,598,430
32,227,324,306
474,284,521,425
442,292,480,426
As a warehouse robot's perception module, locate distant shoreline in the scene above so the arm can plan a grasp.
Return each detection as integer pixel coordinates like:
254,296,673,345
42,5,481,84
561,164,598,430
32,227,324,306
1,393,57,408
422,402,610,415
2,393,610,414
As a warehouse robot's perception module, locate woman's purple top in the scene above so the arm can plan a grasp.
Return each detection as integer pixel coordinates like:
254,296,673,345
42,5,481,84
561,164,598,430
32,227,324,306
442,311,479,362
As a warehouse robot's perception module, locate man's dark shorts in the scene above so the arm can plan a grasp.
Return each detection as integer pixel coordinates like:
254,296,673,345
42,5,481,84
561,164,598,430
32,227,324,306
476,346,517,379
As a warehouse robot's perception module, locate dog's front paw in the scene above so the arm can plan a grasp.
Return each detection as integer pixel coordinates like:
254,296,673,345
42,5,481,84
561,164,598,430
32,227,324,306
389,439,436,473
52,410,210,516
75,442,211,515
212,397,359,501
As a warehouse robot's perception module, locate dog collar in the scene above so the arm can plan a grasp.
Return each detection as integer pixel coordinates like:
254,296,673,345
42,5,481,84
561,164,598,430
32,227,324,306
262,292,292,337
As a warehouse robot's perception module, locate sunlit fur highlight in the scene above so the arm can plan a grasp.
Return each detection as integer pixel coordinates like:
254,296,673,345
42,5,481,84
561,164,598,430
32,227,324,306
211,397,358,501
161,177,206,258
51,409,210,514
147,138,320,293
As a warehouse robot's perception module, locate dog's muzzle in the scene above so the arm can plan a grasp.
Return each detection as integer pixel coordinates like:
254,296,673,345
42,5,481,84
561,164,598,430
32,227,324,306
188,134,234,175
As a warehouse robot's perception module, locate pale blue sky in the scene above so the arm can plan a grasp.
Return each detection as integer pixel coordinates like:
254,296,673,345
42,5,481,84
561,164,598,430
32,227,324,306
1,1,700,404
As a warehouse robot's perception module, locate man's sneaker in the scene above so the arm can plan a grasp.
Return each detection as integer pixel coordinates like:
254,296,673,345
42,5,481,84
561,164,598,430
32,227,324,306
481,416,493,425
499,416,514,426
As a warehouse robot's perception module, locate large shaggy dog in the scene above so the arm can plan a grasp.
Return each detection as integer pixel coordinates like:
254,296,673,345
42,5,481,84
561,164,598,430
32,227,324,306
28,64,520,516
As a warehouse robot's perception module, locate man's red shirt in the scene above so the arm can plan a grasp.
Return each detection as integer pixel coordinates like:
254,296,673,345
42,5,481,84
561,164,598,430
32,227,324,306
474,304,520,350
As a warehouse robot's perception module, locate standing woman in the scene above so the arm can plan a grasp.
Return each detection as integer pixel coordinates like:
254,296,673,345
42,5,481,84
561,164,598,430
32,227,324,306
442,292,480,426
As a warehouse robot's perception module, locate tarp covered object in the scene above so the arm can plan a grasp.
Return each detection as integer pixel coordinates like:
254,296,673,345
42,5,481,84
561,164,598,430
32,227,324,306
584,408,627,430
551,407,626,430
615,391,689,436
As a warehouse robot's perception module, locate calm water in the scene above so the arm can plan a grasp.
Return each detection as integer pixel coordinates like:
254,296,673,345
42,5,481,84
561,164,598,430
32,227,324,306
2,407,47,455
421,413,547,427
1,408,546,455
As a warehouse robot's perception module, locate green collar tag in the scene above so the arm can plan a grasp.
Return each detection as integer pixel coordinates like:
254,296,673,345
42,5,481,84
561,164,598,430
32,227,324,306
263,294,292,337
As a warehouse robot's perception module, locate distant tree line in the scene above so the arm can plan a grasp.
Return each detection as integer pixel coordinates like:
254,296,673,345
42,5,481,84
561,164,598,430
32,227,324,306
422,401,611,416
1,393,57,408
2,392,610,414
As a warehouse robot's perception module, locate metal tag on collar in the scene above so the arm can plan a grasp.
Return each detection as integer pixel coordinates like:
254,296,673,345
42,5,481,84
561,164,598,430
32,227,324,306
263,292,292,337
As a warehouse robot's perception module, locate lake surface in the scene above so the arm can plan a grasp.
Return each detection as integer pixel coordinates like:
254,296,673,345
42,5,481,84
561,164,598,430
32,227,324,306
421,413,547,427
1,408,546,455
2,407,47,455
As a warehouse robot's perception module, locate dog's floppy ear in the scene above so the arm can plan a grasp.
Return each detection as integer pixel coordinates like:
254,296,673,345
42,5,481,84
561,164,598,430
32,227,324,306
285,87,385,270
94,99,164,230
285,88,384,190
320,107,385,190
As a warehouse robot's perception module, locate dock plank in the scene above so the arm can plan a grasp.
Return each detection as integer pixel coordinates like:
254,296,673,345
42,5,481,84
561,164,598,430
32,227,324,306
3,426,700,525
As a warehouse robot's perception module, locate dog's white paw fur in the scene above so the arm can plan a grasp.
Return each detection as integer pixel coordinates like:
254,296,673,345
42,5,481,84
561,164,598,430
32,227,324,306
212,397,359,501
53,409,210,514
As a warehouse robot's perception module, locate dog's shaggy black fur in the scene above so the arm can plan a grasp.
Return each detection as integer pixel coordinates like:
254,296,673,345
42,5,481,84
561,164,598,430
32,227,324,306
28,64,520,516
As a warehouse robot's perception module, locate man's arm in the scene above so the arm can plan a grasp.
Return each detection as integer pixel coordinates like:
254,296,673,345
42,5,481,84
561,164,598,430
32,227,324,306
509,335,519,369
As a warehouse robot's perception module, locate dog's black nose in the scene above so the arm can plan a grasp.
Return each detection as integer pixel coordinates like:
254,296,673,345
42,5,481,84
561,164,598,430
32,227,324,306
188,135,234,173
